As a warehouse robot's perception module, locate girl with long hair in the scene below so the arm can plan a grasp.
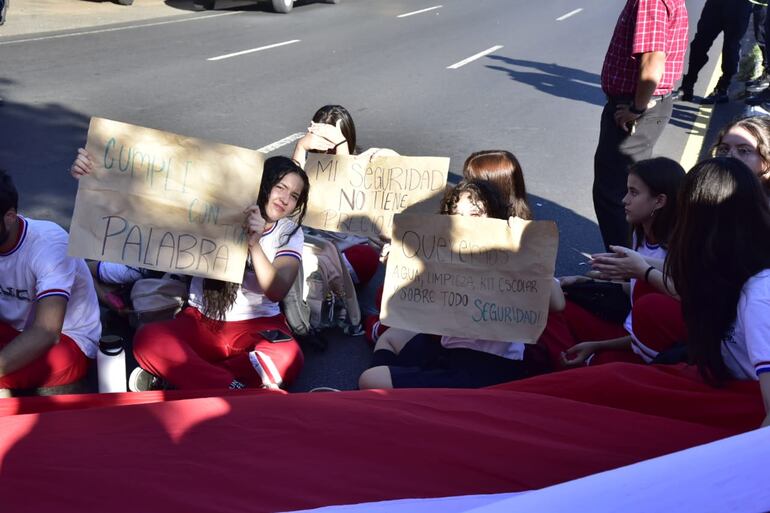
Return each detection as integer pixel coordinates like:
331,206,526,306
584,116,770,365
291,105,357,168
364,149,536,344
541,157,685,367
462,150,532,220
358,179,559,390
291,105,385,288
131,156,310,390
665,157,770,427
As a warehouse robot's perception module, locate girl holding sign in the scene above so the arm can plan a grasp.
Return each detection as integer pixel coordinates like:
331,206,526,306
543,157,685,368
130,156,310,390
365,149,536,344
358,180,556,390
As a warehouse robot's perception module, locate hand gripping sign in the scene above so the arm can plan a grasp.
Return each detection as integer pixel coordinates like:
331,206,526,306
382,214,558,343
68,117,264,283
303,154,450,239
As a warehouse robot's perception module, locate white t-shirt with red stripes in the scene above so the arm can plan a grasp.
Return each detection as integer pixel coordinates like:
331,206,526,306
188,217,303,322
0,217,101,358
722,269,770,381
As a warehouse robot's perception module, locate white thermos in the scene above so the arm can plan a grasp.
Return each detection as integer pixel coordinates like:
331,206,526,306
97,335,127,393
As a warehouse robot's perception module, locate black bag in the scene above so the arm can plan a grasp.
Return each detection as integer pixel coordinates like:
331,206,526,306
561,281,630,324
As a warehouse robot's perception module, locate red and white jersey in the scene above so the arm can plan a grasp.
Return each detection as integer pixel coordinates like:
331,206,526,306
625,239,667,363
0,217,101,357
188,217,303,322
722,269,770,380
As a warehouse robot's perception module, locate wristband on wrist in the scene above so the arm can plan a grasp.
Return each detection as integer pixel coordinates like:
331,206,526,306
629,103,647,115
644,266,656,282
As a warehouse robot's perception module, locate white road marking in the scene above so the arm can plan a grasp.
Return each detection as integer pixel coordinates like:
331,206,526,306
257,132,306,153
447,45,503,70
0,12,239,46
556,8,583,21
207,39,301,61
397,5,442,18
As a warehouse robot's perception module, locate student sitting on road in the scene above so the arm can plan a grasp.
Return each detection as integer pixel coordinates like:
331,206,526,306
358,180,560,390
129,156,309,391
588,118,770,359
365,149,534,344
666,157,770,428
540,157,685,368
292,104,389,287
0,170,101,392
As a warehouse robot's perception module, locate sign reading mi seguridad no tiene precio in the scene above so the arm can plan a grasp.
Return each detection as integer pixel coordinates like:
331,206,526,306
382,214,559,343
302,153,450,238
68,117,265,283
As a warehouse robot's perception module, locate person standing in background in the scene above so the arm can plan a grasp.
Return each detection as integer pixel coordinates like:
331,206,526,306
593,0,688,251
749,1,769,91
672,0,753,104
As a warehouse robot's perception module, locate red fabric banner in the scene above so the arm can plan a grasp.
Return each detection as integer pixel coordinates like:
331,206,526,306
0,363,762,513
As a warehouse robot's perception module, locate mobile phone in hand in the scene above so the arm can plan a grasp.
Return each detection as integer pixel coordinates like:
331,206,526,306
259,329,293,343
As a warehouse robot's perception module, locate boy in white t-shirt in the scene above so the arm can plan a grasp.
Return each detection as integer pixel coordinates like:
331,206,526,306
0,170,101,390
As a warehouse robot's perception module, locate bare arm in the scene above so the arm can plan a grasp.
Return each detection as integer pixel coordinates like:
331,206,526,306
244,206,300,303
635,51,666,110
614,51,667,131
250,247,300,303
0,296,67,377
591,246,678,298
549,279,566,312
291,121,347,169
561,336,632,367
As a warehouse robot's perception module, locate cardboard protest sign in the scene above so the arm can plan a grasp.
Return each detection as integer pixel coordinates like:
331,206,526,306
303,154,449,238
381,214,558,343
68,117,264,283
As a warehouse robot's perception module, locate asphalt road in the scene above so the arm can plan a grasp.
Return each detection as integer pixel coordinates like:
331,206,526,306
0,0,717,391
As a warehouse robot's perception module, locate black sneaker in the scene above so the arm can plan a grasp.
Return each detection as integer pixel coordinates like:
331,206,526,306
128,367,165,392
672,87,693,102
746,89,770,106
702,89,729,104
747,73,770,93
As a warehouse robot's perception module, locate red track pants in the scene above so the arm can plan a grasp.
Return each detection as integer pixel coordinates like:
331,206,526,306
133,307,303,390
0,321,88,389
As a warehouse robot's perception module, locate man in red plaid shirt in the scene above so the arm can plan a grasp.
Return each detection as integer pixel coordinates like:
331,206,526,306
593,0,688,251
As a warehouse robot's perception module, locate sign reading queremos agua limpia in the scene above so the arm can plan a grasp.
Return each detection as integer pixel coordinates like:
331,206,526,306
303,154,450,238
68,117,264,283
381,214,558,343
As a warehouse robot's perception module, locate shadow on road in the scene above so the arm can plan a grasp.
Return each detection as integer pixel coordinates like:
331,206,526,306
485,55,605,107
0,81,89,228
669,103,710,135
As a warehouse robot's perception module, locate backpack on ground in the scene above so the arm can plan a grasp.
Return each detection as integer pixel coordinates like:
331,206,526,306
129,274,189,327
281,230,364,350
